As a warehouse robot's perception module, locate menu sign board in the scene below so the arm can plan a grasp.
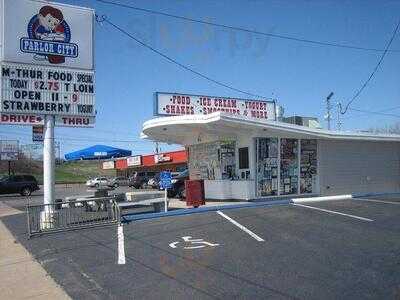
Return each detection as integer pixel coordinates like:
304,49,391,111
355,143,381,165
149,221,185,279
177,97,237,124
154,92,276,121
0,63,95,117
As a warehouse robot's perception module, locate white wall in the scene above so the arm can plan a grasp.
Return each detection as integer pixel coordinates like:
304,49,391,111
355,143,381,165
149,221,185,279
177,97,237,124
319,140,400,196
235,134,256,181
204,180,255,200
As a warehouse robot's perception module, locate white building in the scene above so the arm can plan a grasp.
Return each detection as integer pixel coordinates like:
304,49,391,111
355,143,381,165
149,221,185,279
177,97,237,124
142,112,400,200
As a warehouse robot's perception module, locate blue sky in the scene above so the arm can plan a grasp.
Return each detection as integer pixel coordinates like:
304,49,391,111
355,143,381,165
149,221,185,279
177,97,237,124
3,0,400,156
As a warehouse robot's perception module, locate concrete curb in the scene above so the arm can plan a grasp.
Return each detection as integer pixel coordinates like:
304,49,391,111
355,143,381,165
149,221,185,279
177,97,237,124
291,194,353,203
122,199,291,222
122,191,400,223
352,192,400,198
292,192,400,204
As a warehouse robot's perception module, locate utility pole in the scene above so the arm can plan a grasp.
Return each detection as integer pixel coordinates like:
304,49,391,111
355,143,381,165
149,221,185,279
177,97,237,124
325,92,334,130
336,102,342,131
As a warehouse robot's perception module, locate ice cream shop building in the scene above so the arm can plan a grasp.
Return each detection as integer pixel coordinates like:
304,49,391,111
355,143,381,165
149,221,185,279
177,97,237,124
142,92,400,201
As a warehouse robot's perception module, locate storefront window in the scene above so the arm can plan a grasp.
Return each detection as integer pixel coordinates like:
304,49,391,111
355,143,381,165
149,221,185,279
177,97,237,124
220,141,236,179
238,147,249,169
256,138,278,196
300,140,318,194
280,139,298,195
188,141,235,180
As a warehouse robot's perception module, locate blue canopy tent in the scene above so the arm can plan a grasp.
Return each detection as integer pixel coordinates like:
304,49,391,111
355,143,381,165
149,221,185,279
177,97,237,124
64,145,132,161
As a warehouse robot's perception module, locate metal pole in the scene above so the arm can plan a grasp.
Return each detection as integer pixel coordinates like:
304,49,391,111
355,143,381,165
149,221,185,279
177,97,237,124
8,161,11,176
164,188,168,212
326,92,334,130
326,98,331,130
43,115,55,208
336,102,342,131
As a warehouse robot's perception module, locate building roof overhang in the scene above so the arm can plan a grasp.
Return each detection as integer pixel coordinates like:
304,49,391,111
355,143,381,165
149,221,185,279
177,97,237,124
142,112,400,145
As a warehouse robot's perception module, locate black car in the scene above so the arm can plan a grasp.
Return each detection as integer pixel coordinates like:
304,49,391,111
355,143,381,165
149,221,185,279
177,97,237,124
0,175,40,196
167,170,189,198
129,171,157,189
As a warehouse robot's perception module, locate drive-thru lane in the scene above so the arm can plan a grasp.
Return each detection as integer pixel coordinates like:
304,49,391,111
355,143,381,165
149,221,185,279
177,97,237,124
2,197,400,299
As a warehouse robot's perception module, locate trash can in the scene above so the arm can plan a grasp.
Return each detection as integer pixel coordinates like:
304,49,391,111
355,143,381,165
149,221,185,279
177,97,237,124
185,180,205,208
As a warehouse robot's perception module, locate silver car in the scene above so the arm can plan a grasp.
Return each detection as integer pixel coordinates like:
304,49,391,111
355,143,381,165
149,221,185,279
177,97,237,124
85,177,110,188
109,176,130,188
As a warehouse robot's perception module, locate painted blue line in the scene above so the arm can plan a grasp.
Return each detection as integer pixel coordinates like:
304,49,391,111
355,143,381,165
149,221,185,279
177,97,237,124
121,199,291,223
121,191,400,223
352,192,400,198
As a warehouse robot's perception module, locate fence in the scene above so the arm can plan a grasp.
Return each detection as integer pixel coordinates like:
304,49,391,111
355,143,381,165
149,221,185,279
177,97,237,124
26,198,120,238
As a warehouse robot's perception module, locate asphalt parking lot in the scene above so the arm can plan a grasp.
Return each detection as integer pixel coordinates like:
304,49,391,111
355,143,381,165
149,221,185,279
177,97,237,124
2,194,400,299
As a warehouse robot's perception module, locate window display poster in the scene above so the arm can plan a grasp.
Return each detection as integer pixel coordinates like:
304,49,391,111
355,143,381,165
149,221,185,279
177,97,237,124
300,139,317,194
188,141,236,180
280,139,298,195
256,138,278,196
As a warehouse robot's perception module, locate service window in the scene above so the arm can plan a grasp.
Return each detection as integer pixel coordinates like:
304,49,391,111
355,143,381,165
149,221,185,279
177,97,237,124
220,141,236,179
238,147,249,169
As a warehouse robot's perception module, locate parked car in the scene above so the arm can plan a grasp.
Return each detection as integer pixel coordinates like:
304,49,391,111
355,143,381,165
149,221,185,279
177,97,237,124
86,177,110,188
109,176,129,188
147,173,160,189
0,175,40,196
129,171,157,189
166,170,189,198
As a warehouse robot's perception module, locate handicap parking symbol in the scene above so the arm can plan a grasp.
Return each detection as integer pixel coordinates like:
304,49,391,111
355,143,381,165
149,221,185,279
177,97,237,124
169,236,220,250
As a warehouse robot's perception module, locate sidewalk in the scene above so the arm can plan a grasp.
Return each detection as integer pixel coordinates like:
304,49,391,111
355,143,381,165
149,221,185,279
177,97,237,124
0,202,70,300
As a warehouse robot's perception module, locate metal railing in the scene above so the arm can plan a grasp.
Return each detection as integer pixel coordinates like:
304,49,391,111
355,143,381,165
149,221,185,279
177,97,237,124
26,198,120,238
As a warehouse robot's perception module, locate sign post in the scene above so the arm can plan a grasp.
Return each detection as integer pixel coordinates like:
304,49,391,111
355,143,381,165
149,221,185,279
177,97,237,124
159,171,172,212
43,115,55,210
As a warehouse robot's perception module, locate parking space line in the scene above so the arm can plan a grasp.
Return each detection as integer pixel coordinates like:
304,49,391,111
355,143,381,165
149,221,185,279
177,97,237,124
354,198,400,205
117,224,126,265
292,203,373,222
216,210,265,242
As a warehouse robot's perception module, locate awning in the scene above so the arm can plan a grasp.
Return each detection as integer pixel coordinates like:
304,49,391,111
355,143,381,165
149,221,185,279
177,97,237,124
142,112,400,145
65,145,132,161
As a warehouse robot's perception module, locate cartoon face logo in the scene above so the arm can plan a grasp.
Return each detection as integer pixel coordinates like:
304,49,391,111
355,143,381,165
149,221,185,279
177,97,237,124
20,5,78,64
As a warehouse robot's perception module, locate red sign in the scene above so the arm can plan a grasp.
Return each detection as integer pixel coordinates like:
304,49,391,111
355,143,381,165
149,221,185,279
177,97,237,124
155,154,172,163
0,113,43,125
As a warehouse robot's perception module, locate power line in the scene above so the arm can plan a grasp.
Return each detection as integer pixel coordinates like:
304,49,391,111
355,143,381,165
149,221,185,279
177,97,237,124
342,105,400,120
348,107,400,118
0,130,148,143
339,19,400,114
95,0,400,53
96,15,271,99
